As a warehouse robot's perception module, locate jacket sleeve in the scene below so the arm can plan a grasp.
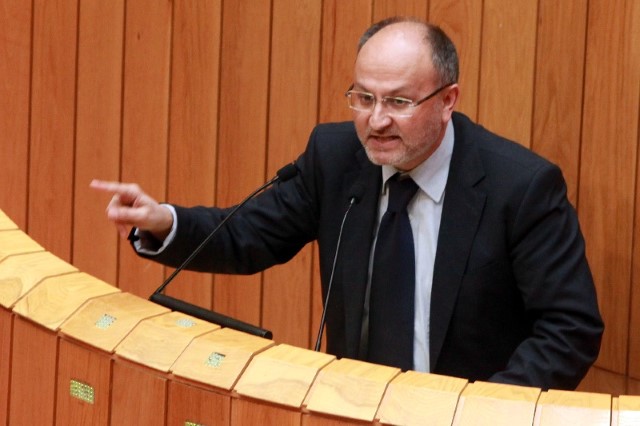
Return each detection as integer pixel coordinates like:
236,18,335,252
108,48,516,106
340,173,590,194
489,163,604,390
133,141,322,275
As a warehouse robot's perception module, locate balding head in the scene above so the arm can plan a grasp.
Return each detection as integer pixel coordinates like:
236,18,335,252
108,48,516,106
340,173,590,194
357,17,458,86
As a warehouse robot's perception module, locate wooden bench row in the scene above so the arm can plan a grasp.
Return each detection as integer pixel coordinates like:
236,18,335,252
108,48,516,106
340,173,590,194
1,209,639,425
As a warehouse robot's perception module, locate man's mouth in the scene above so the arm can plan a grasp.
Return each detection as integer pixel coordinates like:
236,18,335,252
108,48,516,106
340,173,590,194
368,135,401,145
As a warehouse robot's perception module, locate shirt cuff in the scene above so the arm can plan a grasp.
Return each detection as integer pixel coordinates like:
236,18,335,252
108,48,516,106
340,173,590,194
132,204,178,255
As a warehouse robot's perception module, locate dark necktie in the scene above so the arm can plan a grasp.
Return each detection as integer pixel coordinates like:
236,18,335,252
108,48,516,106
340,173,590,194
367,174,419,371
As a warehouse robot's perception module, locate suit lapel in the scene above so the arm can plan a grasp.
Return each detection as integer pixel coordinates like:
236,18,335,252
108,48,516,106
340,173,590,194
430,116,486,370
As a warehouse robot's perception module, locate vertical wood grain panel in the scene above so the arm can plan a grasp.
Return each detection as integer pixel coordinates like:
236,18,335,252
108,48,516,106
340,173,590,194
118,0,172,295
0,0,31,229
318,0,371,123
531,0,587,206
167,381,231,426
28,0,78,261
629,378,640,396
0,309,12,424
231,398,300,426
9,318,57,425
372,0,428,21
577,366,627,396
111,361,167,425
477,0,537,147
165,0,222,309
580,0,640,375
73,0,124,284
633,226,640,380
262,0,321,348
214,0,271,325
303,415,371,426
55,339,111,425
628,0,640,380
430,0,482,120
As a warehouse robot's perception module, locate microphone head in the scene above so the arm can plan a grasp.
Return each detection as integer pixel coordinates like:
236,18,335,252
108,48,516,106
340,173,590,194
349,182,366,203
276,162,298,182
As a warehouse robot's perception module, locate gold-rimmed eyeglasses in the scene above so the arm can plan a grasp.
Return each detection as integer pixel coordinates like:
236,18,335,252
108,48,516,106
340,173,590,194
345,83,453,117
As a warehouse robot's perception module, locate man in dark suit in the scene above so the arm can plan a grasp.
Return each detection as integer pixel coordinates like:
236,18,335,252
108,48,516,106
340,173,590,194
92,17,603,390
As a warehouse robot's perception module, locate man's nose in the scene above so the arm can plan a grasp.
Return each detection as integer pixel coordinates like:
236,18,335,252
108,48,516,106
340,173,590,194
368,102,393,129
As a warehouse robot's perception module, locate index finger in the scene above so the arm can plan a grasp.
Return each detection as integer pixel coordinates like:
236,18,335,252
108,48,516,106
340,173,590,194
90,179,139,196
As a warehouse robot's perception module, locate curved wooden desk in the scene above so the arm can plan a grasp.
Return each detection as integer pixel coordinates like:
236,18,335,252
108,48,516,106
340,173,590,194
1,209,639,425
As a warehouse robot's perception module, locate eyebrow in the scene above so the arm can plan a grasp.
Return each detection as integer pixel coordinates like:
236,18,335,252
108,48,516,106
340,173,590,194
352,83,414,97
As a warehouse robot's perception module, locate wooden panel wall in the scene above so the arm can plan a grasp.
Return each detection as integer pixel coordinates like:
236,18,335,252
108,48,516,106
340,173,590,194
1,0,638,395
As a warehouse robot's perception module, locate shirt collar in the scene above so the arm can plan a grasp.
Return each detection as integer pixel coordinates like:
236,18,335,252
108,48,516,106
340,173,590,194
381,120,454,204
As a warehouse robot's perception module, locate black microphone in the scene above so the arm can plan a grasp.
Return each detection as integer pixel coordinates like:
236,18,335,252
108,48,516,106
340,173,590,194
149,162,299,339
314,182,365,351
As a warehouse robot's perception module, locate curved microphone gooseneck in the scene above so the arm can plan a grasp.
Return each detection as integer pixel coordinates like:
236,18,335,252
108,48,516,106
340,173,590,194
149,162,298,339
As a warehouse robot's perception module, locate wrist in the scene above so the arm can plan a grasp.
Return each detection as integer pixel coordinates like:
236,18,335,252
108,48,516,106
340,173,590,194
150,204,174,241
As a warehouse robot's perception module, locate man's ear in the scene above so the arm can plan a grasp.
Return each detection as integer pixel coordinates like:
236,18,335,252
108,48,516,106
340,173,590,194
441,84,460,122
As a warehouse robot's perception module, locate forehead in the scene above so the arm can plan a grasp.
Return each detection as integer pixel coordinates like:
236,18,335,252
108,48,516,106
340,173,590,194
354,23,435,91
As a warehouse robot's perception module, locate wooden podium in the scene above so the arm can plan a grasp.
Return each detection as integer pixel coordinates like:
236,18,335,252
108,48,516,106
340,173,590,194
1,208,639,425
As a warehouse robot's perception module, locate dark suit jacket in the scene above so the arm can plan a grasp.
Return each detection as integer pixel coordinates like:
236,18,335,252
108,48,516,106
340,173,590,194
144,112,603,390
